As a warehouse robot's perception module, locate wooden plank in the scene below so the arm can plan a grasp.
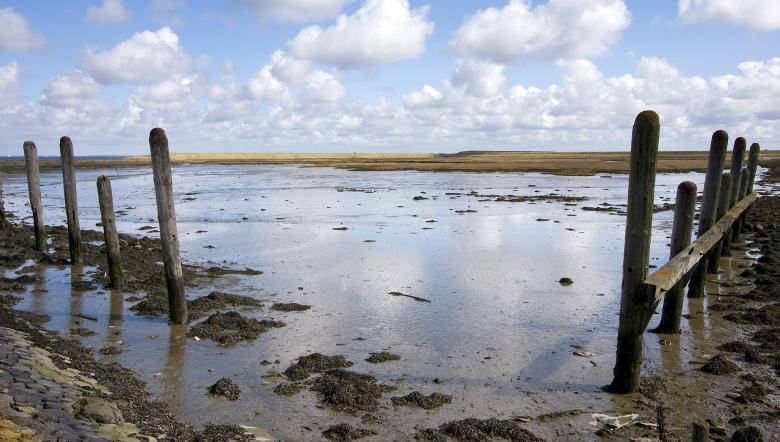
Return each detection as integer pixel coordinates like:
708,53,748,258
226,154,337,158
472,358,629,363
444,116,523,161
644,191,757,306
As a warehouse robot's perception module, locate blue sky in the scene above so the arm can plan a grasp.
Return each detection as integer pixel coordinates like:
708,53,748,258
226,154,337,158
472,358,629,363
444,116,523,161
0,0,778,155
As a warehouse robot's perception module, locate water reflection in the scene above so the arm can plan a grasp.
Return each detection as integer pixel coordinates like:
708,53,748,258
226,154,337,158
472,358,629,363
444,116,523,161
160,324,188,415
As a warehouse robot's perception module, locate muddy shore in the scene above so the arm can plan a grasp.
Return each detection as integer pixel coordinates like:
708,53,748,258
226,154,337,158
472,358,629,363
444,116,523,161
1,150,779,176
0,162,778,441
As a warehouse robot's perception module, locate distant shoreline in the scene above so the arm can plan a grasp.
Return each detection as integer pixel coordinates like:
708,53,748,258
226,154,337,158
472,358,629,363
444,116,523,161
1,150,778,176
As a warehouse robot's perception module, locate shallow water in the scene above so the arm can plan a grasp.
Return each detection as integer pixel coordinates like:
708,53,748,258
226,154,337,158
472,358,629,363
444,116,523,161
2,164,754,439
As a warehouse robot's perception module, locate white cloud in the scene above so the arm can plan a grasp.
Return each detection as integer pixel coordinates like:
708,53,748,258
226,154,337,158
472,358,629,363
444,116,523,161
0,8,45,52
247,66,290,101
679,0,780,30
301,71,346,103
450,59,506,98
237,0,354,22
41,71,102,108
269,51,312,85
287,0,434,67
131,75,203,112
403,84,442,109
0,62,20,106
449,0,630,63
86,0,130,24
83,27,192,84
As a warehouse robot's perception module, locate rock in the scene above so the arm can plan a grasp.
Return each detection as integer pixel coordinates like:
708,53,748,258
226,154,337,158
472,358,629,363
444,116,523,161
74,396,123,424
559,277,574,286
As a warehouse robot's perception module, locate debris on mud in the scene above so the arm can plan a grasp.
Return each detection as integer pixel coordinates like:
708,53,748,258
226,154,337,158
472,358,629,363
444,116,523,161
752,328,780,351
322,423,377,441
718,341,754,353
271,302,311,312
735,382,767,404
311,369,395,415
724,303,780,325
701,354,740,375
98,345,122,355
284,353,354,381
361,413,381,425
131,291,262,319
69,327,96,337
365,351,400,363
558,277,573,286
391,391,452,409
199,424,254,442
273,382,305,396
418,417,543,442
188,312,284,346
730,426,765,442
201,266,263,276
388,291,431,303
208,377,240,400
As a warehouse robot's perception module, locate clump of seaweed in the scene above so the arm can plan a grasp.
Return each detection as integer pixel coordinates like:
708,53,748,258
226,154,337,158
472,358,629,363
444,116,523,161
365,351,400,363
188,311,284,346
311,369,394,415
283,353,353,381
391,391,452,410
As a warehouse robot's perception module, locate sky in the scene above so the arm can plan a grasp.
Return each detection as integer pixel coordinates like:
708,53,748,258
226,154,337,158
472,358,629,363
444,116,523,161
0,0,779,156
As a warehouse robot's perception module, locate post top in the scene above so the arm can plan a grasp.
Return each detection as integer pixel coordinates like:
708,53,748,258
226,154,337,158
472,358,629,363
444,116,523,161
734,137,747,151
150,128,166,137
634,110,659,127
712,130,728,143
677,181,697,194
23,140,35,147
750,142,760,153
60,136,71,144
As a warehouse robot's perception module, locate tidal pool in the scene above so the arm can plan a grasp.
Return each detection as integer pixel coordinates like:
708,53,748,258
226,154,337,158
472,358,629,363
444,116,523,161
2,164,755,440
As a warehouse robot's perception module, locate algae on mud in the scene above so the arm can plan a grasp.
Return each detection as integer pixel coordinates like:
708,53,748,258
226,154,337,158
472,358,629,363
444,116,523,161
187,311,284,347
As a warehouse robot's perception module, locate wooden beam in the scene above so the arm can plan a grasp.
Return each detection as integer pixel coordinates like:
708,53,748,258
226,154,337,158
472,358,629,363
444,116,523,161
643,191,757,307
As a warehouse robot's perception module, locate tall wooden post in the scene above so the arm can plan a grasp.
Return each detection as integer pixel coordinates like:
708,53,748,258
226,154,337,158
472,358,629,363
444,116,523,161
653,181,697,334
733,166,750,240
687,131,727,298
0,176,7,232
59,137,82,265
149,128,187,324
721,139,745,257
97,176,123,288
746,143,760,194
708,174,732,271
608,111,660,394
23,141,46,251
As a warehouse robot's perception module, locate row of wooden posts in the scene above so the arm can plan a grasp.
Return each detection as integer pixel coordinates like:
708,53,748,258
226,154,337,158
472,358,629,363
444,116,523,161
609,111,761,395
2,129,189,324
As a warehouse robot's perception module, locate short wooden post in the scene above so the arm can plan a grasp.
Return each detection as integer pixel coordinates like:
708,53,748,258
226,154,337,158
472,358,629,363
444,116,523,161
59,137,82,265
608,111,660,394
653,181,697,334
746,143,760,194
23,141,46,251
149,128,187,324
691,422,709,441
708,174,732,270
97,176,123,288
687,131,727,298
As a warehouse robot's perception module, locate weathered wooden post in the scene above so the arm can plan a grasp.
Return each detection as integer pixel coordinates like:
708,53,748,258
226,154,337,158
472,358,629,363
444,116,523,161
149,128,188,324
59,136,82,265
708,174,732,270
692,422,709,442
721,138,745,256
746,143,760,194
687,131,727,298
0,176,7,232
608,111,660,394
653,181,697,334
97,176,123,288
23,141,46,251
733,166,750,240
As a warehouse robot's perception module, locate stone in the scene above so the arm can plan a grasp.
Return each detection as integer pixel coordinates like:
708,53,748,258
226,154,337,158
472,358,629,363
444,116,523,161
74,397,124,424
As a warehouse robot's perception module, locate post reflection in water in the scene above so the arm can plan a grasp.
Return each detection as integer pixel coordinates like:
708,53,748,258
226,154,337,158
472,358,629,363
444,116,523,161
161,323,188,415
104,289,124,350
31,264,47,316
68,265,84,331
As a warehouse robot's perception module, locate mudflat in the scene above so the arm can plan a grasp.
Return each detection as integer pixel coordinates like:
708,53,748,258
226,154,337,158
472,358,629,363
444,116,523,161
3,150,779,175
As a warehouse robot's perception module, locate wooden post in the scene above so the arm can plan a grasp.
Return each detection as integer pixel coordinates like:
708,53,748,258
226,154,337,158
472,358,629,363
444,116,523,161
149,128,187,324
733,166,750,240
653,181,697,334
708,174,732,270
0,176,7,232
59,137,82,265
97,176,123,288
746,143,760,194
23,141,46,251
721,138,745,257
687,131,728,298
608,111,660,394
691,422,709,441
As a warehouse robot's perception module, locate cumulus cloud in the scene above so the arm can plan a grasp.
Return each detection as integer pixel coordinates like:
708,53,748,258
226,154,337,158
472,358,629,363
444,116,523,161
247,66,291,101
86,0,130,24
450,59,506,98
0,8,45,52
678,0,780,30
41,71,102,108
0,62,21,106
237,0,354,22
83,27,192,84
287,0,434,67
131,75,204,111
449,0,630,63
403,84,442,109
300,71,345,103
